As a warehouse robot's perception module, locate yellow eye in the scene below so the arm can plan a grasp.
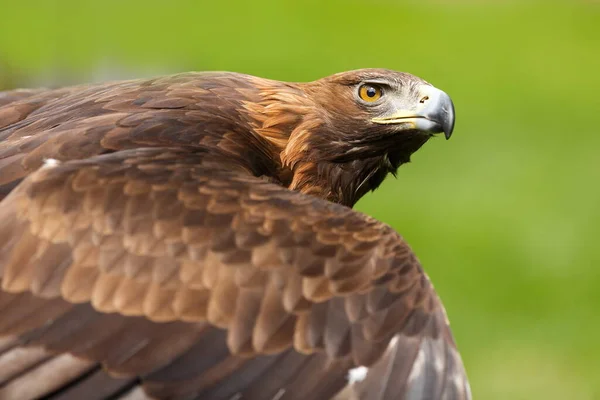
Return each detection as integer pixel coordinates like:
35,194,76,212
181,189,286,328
358,84,383,102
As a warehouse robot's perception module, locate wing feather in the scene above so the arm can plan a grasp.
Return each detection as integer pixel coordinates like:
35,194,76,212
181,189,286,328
0,75,470,399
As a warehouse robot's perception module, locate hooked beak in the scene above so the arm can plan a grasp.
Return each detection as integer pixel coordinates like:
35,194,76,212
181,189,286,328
371,85,455,139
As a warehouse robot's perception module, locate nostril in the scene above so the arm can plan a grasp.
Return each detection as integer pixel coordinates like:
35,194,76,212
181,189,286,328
419,95,429,104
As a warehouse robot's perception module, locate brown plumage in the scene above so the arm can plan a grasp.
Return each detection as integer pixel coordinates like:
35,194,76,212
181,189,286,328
0,69,470,400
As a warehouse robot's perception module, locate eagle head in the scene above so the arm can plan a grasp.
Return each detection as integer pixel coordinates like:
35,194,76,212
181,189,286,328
249,69,455,206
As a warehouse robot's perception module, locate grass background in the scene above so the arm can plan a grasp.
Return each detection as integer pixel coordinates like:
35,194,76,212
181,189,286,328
1,0,599,398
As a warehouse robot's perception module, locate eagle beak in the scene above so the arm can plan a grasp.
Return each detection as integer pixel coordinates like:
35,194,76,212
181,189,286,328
371,85,455,139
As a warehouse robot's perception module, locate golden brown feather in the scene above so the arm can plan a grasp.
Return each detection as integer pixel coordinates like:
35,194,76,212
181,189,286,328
0,69,469,400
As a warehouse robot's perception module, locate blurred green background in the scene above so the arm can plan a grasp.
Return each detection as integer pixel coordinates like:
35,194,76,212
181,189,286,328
1,0,599,398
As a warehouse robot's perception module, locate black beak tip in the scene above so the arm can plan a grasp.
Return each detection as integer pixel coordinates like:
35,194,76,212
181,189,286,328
444,128,453,140
443,97,456,140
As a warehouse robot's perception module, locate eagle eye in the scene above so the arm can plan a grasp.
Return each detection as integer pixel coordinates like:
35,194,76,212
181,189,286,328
358,84,383,103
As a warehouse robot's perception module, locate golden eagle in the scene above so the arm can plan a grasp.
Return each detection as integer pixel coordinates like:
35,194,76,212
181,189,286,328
0,69,470,400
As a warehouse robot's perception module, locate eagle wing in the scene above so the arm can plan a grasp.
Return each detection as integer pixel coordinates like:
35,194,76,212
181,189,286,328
0,82,470,400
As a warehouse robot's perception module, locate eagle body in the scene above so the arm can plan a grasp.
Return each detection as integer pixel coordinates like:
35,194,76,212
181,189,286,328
0,69,470,400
